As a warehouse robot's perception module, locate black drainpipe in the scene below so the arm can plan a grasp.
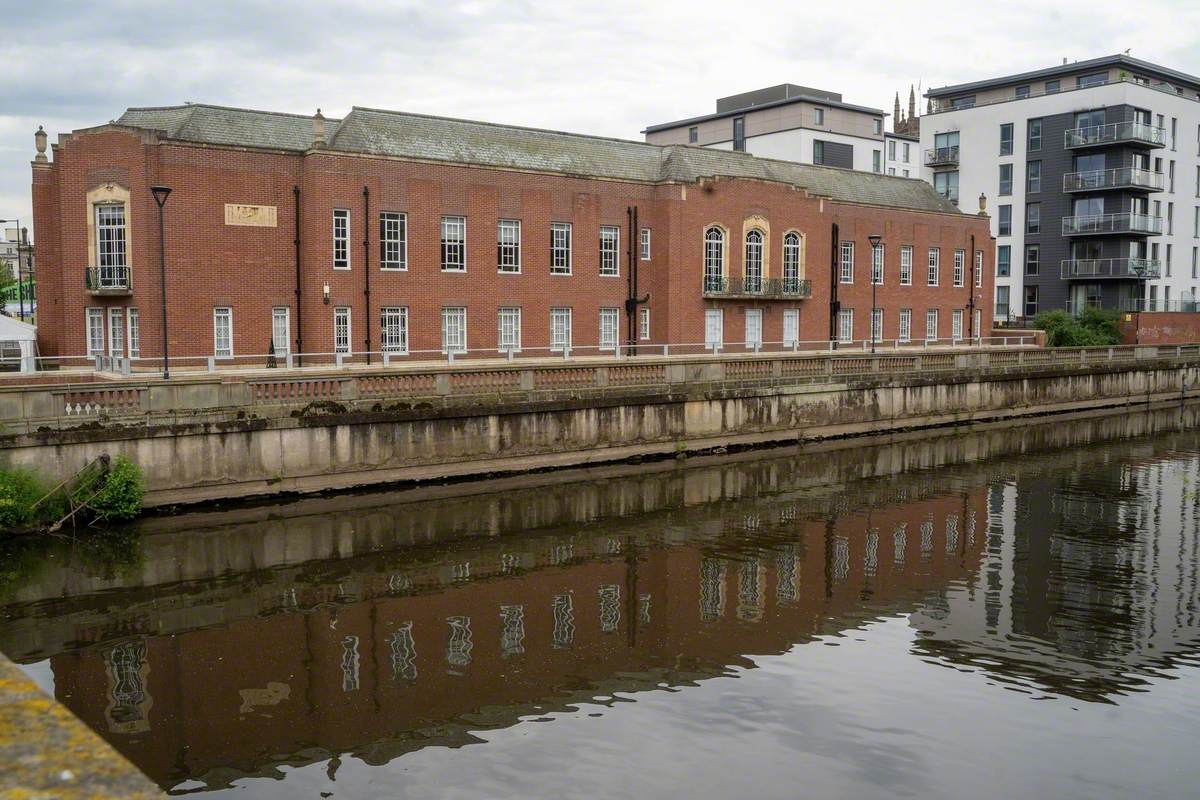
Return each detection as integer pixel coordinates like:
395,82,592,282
624,205,649,354
829,222,840,349
968,233,977,340
293,186,303,366
363,186,371,364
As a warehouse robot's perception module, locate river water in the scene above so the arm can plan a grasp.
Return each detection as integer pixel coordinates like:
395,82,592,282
3,408,1200,799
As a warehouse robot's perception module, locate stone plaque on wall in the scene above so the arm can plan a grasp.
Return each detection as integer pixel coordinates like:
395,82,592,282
224,204,277,227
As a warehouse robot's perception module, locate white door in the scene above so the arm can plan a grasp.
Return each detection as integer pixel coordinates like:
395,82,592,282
838,309,854,343
272,307,290,358
744,308,762,348
782,308,799,347
705,309,723,349
108,307,124,358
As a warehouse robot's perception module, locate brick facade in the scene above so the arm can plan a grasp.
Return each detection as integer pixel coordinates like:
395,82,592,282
32,119,994,362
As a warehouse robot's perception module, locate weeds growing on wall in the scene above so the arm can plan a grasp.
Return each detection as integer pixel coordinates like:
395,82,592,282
89,457,144,523
0,456,145,532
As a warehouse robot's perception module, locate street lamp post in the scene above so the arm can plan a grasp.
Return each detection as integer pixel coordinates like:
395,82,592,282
150,186,172,379
868,234,882,354
0,219,24,321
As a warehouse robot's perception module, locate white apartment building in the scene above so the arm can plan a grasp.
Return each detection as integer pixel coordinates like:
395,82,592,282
920,55,1200,320
644,84,888,173
885,132,919,178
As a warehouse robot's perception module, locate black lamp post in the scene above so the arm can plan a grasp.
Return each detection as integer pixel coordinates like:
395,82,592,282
868,234,882,353
0,219,25,321
151,186,172,379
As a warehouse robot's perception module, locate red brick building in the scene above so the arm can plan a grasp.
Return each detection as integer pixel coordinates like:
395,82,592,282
30,104,994,364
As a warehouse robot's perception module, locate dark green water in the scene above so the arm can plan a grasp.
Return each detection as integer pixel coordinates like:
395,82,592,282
3,408,1200,799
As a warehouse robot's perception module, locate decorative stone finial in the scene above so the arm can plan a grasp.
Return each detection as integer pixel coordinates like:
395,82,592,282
34,126,47,162
313,109,326,148
978,192,988,215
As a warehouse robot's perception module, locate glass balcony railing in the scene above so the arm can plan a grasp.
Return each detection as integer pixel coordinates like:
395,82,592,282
1059,257,1161,280
1064,121,1165,149
1061,212,1163,236
703,275,812,299
924,146,959,166
1062,167,1164,192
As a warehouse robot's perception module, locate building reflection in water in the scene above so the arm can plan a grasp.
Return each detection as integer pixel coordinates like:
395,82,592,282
2,409,1200,792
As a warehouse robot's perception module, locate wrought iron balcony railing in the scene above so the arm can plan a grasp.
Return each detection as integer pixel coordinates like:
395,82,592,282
84,265,132,294
924,146,959,166
1060,257,1161,280
703,275,812,299
1062,167,1164,193
1061,212,1162,236
1064,121,1164,149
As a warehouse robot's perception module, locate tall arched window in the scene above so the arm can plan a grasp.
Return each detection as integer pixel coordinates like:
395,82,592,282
704,227,725,291
744,230,764,292
783,232,801,291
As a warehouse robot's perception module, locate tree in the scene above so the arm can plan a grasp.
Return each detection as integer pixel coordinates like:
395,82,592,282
1034,307,1121,347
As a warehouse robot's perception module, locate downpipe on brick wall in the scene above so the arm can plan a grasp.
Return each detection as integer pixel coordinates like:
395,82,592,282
293,186,303,366
363,186,372,365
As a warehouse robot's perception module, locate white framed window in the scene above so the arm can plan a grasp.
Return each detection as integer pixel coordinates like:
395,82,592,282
840,241,854,283
639,307,650,340
871,308,883,342
927,247,940,286
442,307,467,354
334,306,351,354
744,229,764,292
380,307,409,353
783,308,799,347
333,209,350,269
704,308,723,348
704,227,725,290
898,308,911,343
550,307,572,352
973,308,982,339
272,306,290,357
953,249,965,287
380,212,407,270
550,222,572,274
925,309,938,341
108,307,124,358
95,204,127,288
783,232,802,289
837,309,854,343
975,251,983,288
744,308,763,348
498,307,521,352
599,307,620,351
441,215,466,271
900,245,913,285
952,309,964,339
600,225,619,276
213,307,233,358
903,142,911,163
872,243,884,285
640,227,651,260
127,308,140,359
86,308,104,357
498,219,521,273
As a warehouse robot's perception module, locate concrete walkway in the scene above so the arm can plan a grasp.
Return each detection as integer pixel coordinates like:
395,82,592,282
0,651,161,798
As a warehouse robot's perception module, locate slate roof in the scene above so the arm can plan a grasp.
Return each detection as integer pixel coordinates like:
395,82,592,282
927,54,1200,98
113,103,961,214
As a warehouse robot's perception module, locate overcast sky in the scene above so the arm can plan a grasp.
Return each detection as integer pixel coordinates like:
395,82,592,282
4,0,1200,240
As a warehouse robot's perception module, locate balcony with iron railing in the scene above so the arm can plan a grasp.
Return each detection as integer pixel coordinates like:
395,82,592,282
84,265,132,295
1064,121,1165,149
702,275,812,299
1061,212,1162,236
924,146,959,167
1060,257,1161,280
1062,167,1164,193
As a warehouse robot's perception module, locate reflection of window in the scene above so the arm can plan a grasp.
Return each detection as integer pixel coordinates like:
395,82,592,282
833,536,850,581
945,515,959,553
920,517,934,558
700,558,727,621
966,510,977,547
446,616,473,667
639,594,651,625
552,594,575,649
865,530,879,577
893,523,908,564
776,544,798,604
341,635,360,692
598,584,621,633
738,558,763,621
500,605,525,658
106,640,149,728
389,622,417,682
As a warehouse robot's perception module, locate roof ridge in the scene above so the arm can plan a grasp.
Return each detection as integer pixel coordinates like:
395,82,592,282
124,102,343,124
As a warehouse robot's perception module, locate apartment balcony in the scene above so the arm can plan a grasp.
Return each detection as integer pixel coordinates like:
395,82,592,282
1059,257,1161,280
84,266,132,295
703,275,812,300
1063,121,1165,149
1061,212,1162,236
924,146,959,167
1062,167,1164,193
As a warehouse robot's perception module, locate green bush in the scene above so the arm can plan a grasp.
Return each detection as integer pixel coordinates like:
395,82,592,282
90,456,144,522
0,468,53,530
1034,307,1122,347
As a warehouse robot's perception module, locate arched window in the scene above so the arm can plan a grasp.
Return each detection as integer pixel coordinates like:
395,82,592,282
704,227,725,291
744,229,764,292
783,232,802,291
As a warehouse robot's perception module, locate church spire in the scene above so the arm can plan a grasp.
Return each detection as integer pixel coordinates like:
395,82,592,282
908,85,916,120
894,92,901,126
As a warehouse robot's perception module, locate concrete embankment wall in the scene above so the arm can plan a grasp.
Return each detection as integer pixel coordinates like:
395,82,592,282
1,348,1199,507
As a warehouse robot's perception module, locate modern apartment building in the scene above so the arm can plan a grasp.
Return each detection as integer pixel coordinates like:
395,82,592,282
920,55,1200,320
643,85,888,173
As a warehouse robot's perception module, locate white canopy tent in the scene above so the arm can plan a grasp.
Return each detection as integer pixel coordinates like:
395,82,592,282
0,314,37,373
